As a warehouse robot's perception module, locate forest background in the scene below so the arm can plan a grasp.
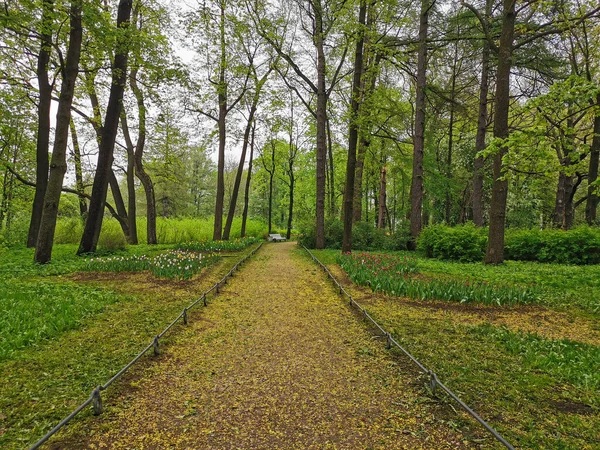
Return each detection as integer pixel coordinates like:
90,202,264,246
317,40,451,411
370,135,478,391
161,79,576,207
1,0,600,263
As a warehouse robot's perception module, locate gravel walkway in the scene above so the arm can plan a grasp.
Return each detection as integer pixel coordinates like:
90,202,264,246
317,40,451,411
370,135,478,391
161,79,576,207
51,242,474,449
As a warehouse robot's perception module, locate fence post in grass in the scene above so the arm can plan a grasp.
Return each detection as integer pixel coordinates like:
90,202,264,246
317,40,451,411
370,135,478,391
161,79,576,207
183,308,188,325
203,294,207,307
386,333,392,350
153,336,160,356
429,371,437,395
92,386,103,416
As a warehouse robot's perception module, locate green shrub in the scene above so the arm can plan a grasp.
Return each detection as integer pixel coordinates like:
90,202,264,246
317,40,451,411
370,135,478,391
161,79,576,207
325,218,344,249
299,219,409,251
298,218,343,249
506,225,600,265
381,222,411,251
418,223,487,262
98,220,127,251
54,217,83,244
351,221,383,250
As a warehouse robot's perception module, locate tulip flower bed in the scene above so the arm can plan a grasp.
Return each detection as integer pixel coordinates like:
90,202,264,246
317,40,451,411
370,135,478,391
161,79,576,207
337,252,539,306
176,237,262,253
85,250,217,280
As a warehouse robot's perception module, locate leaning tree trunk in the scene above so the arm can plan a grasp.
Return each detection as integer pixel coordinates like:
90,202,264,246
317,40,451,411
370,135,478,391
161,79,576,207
84,67,131,242
472,0,493,226
409,0,432,249
78,0,133,255
35,1,82,263
342,0,366,253
241,121,255,238
223,103,257,240
27,0,54,248
484,0,516,265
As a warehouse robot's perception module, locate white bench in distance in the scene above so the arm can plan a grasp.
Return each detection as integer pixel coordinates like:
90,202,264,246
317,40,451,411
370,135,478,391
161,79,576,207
268,233,287,242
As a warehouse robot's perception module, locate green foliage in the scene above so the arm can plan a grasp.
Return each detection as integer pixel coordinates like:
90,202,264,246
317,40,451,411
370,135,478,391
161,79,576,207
418,223,487,262
0,280,123,361
505,225,600,265
98,219,127,251
54,217,83,244
338,251,539,306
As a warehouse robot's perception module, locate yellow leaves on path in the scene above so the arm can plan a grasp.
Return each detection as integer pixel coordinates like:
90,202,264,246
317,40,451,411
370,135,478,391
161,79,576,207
52,242,477,449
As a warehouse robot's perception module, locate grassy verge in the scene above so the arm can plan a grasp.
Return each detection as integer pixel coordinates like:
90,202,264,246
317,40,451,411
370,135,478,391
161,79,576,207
313,249,600,318
308,248,600,449
0,243,258,449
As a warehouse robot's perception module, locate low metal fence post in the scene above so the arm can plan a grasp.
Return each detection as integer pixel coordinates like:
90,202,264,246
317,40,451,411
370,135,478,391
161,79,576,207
92,386,103,416
153,336,160,356
183,308,188,325
429,371,437,395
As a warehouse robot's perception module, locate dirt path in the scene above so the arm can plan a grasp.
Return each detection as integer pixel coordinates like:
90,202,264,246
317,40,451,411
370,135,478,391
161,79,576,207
51,243,478,449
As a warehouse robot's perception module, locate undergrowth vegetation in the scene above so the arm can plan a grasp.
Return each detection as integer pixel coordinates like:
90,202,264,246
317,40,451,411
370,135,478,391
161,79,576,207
338,251,540,306
50,217,267,246
300,219,410,251
418,223,600,265
0,280,125,361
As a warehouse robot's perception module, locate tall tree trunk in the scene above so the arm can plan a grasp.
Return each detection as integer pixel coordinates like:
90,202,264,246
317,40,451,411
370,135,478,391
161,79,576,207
78,0,133,255
35,1,82,263
84,67,131,241
69,118,87,219
445,29,459,224
267,141,276,234
409,0,433,249
553,169,568,227
326,114,335,216
342,0,366,253
314,0,327,249
27,0,54,248
129,64,156,244
124,122,137,244
585,93,600,224
485,0,516,265
213,2,227,241
223,104,257,240
378,166,387,229
286,99,296,240
564,175,578,230
472,0,492,226
241,121,255,238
